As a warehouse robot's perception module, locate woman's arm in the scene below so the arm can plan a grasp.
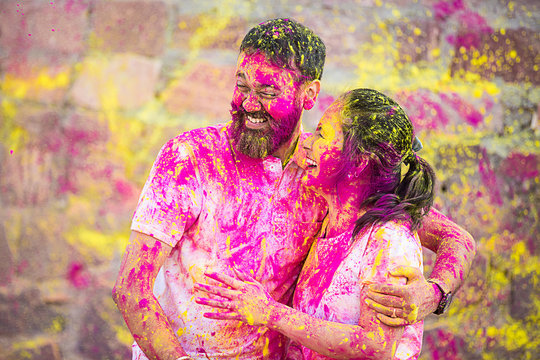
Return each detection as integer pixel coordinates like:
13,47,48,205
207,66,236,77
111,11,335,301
195,269,404,360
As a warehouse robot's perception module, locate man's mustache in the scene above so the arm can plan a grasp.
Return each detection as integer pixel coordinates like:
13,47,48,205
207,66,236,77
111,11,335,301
238,108,272,122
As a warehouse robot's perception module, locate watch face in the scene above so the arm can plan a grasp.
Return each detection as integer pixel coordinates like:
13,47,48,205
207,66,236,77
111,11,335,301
443,293,453,313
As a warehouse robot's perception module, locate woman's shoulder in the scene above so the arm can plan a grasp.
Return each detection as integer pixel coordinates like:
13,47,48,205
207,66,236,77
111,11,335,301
365,221,421,258
370,220,416,242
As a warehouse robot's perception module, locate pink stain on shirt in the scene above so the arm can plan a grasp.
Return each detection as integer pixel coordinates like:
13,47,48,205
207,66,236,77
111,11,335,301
138,298,149,309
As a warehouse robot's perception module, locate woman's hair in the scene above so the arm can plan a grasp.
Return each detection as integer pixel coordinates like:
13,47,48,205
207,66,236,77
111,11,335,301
339,89,435,236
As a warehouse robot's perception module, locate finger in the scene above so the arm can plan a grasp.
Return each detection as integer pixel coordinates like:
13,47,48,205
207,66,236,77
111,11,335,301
376,313,409,327
232,267,255,282
389,265,423,282
367,283,407,297
194,283,241,299
365,290,406,308
232,268,261,288
195,297,232,310
364,298,405,318
203,310,241,321
205,271,245,290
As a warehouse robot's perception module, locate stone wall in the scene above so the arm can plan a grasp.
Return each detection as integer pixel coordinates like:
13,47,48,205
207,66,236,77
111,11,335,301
0,0,538,359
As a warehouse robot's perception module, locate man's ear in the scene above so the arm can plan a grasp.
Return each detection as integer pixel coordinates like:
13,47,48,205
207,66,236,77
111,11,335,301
302,80,321,110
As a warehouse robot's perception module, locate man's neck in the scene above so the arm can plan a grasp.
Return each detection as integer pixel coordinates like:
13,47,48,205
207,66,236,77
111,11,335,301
271,121,303,166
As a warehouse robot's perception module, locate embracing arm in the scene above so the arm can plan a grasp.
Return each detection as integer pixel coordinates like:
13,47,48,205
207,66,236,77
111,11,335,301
112,231,189,360
366,208,476,325
418,207,476,293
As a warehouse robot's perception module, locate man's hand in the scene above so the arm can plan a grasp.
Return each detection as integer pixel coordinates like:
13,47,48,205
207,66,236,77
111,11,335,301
364,265,441,326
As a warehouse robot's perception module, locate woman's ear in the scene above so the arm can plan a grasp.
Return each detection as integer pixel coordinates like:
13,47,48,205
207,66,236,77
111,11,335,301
302,80,321,110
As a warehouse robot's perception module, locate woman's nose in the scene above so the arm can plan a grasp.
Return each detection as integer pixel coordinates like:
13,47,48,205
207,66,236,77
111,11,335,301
303,134,314,150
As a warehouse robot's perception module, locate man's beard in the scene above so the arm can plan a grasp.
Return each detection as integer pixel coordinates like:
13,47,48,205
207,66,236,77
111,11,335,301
230,101,302,159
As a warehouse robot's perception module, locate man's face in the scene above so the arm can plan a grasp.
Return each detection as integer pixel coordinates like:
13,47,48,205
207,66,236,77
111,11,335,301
230,52,304,159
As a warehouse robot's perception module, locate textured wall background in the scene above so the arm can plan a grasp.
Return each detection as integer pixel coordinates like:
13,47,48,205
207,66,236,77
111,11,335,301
0,0,538,359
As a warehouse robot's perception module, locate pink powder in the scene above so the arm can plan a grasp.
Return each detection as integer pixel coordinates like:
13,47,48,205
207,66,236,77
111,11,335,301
396,90,449,130
433,0,465,20
447,10,493,49
66,261,91,289
114,179,134,199
499,153,539,181
138,298,149,309
478,148,503,205
440,92,483,127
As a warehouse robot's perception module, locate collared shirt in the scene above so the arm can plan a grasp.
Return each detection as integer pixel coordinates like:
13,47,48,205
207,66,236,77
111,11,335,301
294,222,424,360
131,123,327,359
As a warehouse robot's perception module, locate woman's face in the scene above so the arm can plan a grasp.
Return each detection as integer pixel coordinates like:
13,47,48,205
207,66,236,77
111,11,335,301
301,100,347,192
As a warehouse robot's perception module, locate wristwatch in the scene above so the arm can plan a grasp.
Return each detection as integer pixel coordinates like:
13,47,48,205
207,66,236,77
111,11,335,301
428,280,453,315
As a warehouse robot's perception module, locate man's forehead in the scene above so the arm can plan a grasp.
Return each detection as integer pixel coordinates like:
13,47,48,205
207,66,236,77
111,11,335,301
236,52,299,84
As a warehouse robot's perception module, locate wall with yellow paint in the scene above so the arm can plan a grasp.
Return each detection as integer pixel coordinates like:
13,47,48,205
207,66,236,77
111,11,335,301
0,0,538,359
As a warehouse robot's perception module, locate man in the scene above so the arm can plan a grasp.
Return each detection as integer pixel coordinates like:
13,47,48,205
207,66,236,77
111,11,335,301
113,18,475,360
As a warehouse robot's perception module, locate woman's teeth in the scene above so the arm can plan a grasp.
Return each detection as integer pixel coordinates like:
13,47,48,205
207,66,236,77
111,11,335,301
306,158,317,167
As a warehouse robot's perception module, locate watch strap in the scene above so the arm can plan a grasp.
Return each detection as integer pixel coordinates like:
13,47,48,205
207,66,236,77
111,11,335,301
428,280,453,315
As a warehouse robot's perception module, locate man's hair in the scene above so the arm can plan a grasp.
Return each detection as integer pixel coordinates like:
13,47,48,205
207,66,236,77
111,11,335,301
239,18,326,82
338,89,436,236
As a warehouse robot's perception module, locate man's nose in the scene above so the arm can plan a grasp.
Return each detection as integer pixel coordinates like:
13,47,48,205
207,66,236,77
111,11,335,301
243,92,262,112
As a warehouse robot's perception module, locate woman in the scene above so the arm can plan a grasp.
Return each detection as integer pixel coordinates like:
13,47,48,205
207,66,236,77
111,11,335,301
194,89,435,359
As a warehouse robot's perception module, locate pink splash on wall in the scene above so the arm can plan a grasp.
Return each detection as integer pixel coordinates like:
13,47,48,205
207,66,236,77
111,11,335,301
395,90,450,131
424,329,467,360
66,261,91,289
64,0,90,15
499,153,539,181
478,148,503,205
440,92,484,127
446,10,493,49
433,0,465,20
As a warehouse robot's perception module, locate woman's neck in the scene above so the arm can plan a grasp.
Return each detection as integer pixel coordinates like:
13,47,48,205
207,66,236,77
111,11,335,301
322,177,371,238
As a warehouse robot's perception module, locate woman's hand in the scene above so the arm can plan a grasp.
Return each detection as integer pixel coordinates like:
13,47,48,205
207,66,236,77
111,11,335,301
194,268,276,326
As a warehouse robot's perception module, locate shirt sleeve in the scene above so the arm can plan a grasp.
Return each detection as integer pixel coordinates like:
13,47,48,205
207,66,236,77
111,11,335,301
360,223,423,286
131,137,202,248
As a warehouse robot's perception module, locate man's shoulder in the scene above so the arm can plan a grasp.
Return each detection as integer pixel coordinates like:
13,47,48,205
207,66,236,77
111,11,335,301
169,123,230,147
158,123,231,158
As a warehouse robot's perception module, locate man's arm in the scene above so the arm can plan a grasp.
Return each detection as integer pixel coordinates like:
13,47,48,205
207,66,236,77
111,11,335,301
365,208,476,325
417,207,476,293
112,231,189,360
